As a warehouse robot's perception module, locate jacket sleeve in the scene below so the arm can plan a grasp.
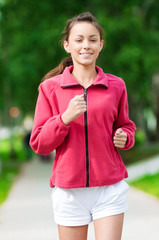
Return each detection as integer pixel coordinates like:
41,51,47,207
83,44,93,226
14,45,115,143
29,83,70,154
113,83,136,150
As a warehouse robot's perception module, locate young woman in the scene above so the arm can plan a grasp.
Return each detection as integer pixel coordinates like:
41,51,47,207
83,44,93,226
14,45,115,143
30,12,136,240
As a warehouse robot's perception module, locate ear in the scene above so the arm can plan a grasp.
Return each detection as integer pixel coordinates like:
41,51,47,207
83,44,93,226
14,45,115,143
99,40,104,52
64,40,70,53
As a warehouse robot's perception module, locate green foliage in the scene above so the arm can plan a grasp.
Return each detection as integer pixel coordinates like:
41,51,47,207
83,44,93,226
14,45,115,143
121,142,159,165
0,136,27,162
129,172,159,199
135,129,147,146
0,164,20,205
97,11,159,105
0,0,159,135
0,0,86,116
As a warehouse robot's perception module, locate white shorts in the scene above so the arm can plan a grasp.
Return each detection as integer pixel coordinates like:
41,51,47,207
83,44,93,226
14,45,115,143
51,180,129,226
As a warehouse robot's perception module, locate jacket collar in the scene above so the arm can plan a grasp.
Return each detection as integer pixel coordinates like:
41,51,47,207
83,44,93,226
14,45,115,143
60,65,108,88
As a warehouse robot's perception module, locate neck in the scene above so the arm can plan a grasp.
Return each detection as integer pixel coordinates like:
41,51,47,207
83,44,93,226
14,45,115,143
72,64,97,88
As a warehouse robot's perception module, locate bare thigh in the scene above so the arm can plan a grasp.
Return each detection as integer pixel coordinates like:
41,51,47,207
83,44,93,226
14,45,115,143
58,224,88,240
93,213,124,240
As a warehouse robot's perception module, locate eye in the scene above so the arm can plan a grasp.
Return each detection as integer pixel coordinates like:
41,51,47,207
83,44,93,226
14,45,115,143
75,39,82,42
90,39,97,42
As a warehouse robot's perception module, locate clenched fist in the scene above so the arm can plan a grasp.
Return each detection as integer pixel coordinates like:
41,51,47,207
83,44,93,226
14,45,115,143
113,128,127,149
61,94,87,125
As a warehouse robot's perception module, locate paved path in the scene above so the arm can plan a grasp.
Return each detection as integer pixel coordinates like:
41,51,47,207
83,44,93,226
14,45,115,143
0,158,58,240
0,157,159,240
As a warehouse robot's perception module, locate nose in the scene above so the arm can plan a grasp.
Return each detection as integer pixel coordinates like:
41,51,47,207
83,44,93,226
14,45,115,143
83,40,90,49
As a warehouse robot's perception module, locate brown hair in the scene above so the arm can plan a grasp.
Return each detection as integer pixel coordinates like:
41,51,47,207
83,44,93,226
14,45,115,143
41,12,104,82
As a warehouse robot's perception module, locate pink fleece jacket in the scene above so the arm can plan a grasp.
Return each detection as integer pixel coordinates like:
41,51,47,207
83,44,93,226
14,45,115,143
30,65,136,188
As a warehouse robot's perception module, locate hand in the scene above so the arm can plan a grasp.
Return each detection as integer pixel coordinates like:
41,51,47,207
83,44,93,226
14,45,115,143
61,94,87,125
113,128,127,148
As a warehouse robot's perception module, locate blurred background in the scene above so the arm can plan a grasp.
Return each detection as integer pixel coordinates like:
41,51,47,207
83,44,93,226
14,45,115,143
0,0,159,205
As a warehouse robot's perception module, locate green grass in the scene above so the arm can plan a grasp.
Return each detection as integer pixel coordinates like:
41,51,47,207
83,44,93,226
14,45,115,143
0,164,20,205
0,135,32,205
129,172,159,199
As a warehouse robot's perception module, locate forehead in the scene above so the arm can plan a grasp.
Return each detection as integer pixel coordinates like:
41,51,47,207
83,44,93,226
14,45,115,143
69,22,100,37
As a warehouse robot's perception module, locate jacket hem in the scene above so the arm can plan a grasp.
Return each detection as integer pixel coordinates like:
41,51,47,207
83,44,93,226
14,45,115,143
49,176,128,189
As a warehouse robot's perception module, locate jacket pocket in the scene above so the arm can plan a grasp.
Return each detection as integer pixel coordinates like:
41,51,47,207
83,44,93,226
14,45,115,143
113,180,130,196
106,134,119,166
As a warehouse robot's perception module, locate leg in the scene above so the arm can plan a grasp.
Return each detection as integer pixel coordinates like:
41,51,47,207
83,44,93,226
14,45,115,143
93,213,124,240
58,224,88,240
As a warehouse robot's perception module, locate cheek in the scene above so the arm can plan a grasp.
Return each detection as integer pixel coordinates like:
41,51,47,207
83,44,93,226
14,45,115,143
94,48,101,57
92,44,101,53
70,43,81,51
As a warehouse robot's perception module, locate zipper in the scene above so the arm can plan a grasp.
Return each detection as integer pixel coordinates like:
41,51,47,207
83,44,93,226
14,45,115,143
84,88,89,187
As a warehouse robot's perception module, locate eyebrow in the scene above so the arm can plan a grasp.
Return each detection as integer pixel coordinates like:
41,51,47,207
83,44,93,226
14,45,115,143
75,34,98,37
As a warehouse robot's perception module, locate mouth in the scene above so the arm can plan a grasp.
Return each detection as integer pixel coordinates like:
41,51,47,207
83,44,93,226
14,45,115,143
79,53,93,56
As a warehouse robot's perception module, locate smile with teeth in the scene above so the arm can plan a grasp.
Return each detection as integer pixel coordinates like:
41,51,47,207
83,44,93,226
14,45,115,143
80,53,92,55
79,53,93,56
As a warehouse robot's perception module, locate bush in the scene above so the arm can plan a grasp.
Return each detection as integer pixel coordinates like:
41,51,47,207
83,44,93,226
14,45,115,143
120,141,159,165
0,164,20,205
0,136,28,162
135,129,147,146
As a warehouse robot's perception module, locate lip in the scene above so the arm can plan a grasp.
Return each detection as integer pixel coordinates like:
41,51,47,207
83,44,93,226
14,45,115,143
79,52,93,55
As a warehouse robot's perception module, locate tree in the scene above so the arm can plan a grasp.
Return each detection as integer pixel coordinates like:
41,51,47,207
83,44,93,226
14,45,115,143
1,0,159,140
95,1,159,139
0,0,85,120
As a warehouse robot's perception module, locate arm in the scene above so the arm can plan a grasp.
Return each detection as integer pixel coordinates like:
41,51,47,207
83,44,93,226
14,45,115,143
29,83,70,155
113,83,136,150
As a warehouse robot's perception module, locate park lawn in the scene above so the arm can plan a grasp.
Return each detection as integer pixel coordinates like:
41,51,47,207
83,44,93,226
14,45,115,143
0,165,20,205
129,172,159,199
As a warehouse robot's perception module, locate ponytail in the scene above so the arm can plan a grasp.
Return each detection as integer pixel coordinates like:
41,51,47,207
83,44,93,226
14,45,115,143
41,56,73,82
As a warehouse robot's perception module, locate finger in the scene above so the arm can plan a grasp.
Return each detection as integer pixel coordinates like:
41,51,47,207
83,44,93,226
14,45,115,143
115,128,123,135
114,133,127,138
78,100,87,105
78,104,87,110
114,143,125,148
117,131,126,136
115,131,127,139
74,94,84,100
78,94,85,99
113,142,126,148
77,101,87,108
113,140,126,146
114,136,127,141
78,106,87,113
114,135,127,141
76,97,86,103
113,140,126,145
77,101,87,107
113,137,127,143
74,100,86,107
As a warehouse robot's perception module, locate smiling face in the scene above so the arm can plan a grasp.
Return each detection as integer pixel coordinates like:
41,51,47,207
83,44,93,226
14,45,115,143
64,22,103,68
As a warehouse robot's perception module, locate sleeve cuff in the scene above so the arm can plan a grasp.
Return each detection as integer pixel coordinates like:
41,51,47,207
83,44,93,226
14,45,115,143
121,128,135,150
57,114,70,129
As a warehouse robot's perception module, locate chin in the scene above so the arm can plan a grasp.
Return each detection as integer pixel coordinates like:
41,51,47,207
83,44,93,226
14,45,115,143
78,60,96,66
